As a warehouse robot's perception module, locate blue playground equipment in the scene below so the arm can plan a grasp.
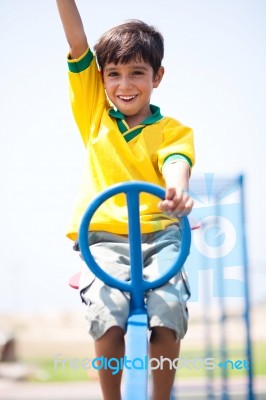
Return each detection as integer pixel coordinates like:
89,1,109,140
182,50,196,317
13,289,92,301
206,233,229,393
185,174,254,400
78,181,192,400
69,175,255,399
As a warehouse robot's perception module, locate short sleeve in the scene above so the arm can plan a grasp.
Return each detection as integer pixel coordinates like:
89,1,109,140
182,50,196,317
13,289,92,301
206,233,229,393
67,48,106,146
157,119,195,172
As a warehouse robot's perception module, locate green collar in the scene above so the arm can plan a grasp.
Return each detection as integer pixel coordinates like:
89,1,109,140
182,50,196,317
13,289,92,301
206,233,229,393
108,104,163,126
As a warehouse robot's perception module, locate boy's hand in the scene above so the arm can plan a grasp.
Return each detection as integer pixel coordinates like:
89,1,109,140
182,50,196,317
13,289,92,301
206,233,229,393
159,187,194,217
160,160,193,217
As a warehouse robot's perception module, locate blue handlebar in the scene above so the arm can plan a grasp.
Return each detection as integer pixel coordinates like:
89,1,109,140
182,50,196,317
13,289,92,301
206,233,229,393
79,181,191,312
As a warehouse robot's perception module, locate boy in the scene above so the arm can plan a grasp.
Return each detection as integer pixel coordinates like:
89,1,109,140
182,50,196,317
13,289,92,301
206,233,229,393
56,1,195,399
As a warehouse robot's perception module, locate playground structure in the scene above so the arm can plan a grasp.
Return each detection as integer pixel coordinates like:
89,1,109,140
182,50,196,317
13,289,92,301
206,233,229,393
78,181,191,400
184,173,254,399
72,174,254,399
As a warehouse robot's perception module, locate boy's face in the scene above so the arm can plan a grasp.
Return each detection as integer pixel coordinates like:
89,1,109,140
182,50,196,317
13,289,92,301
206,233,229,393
103,60,164,125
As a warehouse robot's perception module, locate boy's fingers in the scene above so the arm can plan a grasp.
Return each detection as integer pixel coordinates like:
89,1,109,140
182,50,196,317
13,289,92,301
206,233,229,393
168,191,189,210
158,196,194,216
159,188,193,215
175,197,194,217
158,199,174,211
164,187,176,200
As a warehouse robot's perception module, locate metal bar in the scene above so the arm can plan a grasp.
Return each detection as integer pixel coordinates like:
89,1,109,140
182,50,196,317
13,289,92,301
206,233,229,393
126,190,145,313
239,175,254,400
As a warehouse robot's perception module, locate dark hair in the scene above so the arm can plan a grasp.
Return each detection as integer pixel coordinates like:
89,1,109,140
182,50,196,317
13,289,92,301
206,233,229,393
94,20,164,74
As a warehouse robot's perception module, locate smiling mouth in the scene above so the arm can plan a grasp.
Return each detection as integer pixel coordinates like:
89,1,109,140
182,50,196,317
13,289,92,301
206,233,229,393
118,95,137,102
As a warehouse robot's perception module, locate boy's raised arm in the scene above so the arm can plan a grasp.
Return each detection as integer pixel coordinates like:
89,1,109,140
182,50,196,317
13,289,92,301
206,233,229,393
56,0,88,59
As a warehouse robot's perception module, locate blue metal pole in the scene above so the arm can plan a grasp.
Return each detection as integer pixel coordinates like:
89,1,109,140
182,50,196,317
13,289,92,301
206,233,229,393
126,190,146,313
123,189,148,400
239,175,254,400
215,200,229,400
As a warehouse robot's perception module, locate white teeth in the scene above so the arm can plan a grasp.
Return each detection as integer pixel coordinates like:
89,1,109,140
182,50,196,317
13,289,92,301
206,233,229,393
119,95,136,100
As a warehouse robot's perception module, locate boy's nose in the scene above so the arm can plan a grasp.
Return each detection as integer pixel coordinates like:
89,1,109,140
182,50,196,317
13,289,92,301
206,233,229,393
118,76,132,89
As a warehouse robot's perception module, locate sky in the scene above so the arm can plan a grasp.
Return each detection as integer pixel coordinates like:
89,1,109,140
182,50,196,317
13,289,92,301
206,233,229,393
0,0,265,313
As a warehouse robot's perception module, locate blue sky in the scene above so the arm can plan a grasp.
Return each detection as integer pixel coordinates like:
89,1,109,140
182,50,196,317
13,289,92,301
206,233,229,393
0,0,265,312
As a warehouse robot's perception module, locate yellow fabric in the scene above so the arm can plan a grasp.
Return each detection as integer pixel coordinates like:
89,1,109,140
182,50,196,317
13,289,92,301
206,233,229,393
66,48,195,240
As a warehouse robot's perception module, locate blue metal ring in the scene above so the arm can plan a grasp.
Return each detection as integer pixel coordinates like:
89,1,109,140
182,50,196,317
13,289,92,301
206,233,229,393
79,181,191,293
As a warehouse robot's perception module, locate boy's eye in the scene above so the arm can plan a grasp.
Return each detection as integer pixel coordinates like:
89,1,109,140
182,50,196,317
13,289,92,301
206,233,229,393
132,71,143,75
108,72,119,77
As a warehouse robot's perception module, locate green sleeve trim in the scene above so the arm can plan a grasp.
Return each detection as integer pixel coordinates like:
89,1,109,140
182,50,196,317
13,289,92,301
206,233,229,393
68,49,94,73
163,154,192,167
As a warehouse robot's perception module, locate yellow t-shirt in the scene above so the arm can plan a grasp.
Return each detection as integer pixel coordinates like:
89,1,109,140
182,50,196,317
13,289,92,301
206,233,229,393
66,49,195,240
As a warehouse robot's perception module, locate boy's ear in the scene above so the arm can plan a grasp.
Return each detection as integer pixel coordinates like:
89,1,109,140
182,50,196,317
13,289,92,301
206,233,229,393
153,66,164,88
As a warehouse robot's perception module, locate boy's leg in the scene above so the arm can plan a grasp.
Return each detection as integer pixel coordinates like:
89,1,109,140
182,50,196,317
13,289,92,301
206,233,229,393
79,232,132,399
142,225,190,400
95,326,125,400
149,327,180,400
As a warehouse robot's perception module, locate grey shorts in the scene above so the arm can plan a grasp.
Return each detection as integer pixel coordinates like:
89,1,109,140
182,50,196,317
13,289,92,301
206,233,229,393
79,224,191,341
